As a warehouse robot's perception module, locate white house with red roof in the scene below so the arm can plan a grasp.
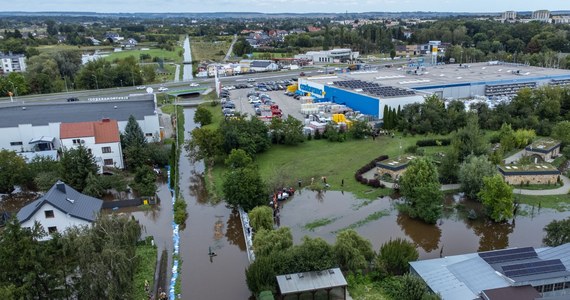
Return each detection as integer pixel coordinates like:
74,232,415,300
60,118,124,171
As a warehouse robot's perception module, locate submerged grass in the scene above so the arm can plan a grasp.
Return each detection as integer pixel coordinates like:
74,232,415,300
304,217,340,231
334,209,391,233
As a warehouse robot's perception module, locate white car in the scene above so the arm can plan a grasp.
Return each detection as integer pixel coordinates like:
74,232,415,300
189,83,200,87
247,78,256,82
316,70,325,73
136,85,146,90
158,87,168,92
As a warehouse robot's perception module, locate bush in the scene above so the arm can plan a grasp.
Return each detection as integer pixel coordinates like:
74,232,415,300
416,139,451,147
376,238,419,275
173,197,188,225
354,155,388,188
405,145,419,154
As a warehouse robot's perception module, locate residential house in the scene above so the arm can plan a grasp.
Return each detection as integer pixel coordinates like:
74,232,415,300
410,244,570,299
0,52,27,74
104,32,124,43
88,37,101,46
121,38,138,49
17,181,103,240
60,119,124,171
250,60,279,72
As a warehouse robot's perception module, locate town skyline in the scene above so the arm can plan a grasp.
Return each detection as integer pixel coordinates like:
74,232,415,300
3,0,570,14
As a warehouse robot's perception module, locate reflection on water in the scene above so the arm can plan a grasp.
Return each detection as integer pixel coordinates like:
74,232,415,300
470,219,515,252
397,213,441,252
226,209,247,252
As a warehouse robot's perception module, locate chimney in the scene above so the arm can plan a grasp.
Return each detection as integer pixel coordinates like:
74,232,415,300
102,118,110,122
56,181,66,193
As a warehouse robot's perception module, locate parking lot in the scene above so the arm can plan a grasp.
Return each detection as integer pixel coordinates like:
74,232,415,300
221,81,305,121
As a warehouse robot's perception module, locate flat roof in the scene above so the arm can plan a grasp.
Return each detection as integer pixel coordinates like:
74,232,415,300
497,163,559,174
526,138,561,152
482,285,542,300
378,155,416,168
0,95,156,128
307,62,570,92
276,268,347,295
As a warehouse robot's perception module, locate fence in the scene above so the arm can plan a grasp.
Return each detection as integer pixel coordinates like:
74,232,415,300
101,196,158,209
87,96,129,102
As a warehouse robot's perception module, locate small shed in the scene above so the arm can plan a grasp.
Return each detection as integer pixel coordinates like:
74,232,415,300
376,155,416,180
525,138,561,162
497,163,560,185
276,268,347,300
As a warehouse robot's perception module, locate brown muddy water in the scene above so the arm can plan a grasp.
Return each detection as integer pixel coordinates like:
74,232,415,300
178,108,251,300
278,189,570,259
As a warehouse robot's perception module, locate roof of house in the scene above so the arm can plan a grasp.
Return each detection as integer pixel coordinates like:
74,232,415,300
377,155,416,170
410,245,570,300
60,119,120,144
251,60,273,68
17,181,103,223
276,268,347,296
497,163,560,175
0,95,155,128
525,138,561,153
481,285,542,300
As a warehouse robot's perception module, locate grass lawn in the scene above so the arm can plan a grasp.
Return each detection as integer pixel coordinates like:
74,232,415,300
251,52,292,59
333,209,391,233
552,156,567,168
37,44,114,54
514,183,563,191
104,47,183,63
133,242,158,300
190,37,231,62
304,217,339,231
347,274,390,300
517,194,570,212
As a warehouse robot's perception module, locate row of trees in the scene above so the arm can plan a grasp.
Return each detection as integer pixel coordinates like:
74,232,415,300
0,215,144,299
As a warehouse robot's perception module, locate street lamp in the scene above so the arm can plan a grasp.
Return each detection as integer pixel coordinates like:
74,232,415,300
91,74,99,90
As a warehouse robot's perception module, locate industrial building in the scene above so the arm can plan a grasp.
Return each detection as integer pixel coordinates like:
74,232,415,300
297,62,570,119
410,244,570,299
294,49,359,64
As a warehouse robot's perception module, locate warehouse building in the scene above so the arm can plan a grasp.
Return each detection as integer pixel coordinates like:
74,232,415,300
297,62,570,119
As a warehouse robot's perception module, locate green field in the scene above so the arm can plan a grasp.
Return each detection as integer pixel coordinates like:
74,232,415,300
517,194,570,212
251,52,292,59
190,37,231,62
104,47,183,63
37,44,114,54
133,242,157,300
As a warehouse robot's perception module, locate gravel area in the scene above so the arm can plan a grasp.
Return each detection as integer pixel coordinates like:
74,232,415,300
228,88,304,121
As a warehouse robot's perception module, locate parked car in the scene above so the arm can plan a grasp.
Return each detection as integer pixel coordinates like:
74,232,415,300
158,87,168,92
247,78,256,82
190,83,200,87
66,97,79,102
299,72,306,77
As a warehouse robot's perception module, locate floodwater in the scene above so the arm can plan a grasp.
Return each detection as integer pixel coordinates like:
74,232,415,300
278,189,570,259
182,35,194,81
178,108,251,299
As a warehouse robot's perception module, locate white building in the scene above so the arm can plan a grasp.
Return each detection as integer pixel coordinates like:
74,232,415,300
0,95,160,157
532,10,551,22
295,49,359,64
17,181,103,240
249,60,279,72
0,52,26,74
552,16,570,24
502,11,517,21
60,119,124,171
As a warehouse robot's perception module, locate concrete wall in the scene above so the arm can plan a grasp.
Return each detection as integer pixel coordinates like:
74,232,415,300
20,202,92,241
0,123,60,151
526,148,560,161
116,115,160,143
377,166,407,179
61,137,124,171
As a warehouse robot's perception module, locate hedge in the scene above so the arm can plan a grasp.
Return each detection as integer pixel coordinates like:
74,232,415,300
354,155,388,188
416,139,451,147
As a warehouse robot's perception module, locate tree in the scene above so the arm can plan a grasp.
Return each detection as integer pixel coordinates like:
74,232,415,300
60,145,98,192
186,127,222,167
282,115,305,145
245,256,277,295
498,123,516,153
194,106,213,126
399,157,443,224
543,218,570,247
132,166,157,196
458,155,497,200
293,236,336,272
349,119,372,139
222,166,266,211
551,121,570,147
83,172,104,197
451,113,488,162
334,229,375,272
224,148,253,169
253,227,293,257
376,238,418,276
249,206,274,232
122,115,146,149
0,149,28,193
478,175,514,222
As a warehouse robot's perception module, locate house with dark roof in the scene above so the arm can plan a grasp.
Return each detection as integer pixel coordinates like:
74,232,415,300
410,244,570,299
525,138,561,162
60,119,124,171
17,181,103,240
250,60,279,72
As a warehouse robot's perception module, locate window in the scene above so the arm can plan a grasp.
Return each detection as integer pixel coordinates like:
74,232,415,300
44,210,54,218
10,141,23,146
48,226,58,234
554,282,564,291
104,159,114,166
102,146,112,153
543,284,553,292
72,139,81,145
534,285,543,293
87,148,92,154
145,133,153,137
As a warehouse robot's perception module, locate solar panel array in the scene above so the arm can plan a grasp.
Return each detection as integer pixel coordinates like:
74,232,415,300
503,259,566,278
333,80,415,97
479,247,537,264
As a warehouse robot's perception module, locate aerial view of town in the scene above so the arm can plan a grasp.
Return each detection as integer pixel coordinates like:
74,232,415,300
1,0,570,299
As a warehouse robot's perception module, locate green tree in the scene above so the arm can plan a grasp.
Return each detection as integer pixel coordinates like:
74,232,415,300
293,236,336,272
543,218,570,247
334,229,375,272
122,115,147,149
551,121,570,147
83,172,104,198
376,238,419,276
132,166,157,196
349,119,372,139
282,115,305,145
451,113,488,162
186,127,223,167
253,227,293,257
499,123,516,152
458,155,497,200
399,157,443,224
385,273,433,300
0,149,28,193
194,106,213,126
478,175,514,222
60,145,98,192
223,166,266,211
249,206,274,232
224,148,253,169
245,256,277,295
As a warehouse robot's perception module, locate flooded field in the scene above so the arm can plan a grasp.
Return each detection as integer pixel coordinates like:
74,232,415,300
278,189,570,259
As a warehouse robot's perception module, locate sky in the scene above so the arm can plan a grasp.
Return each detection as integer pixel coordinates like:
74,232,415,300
3,0,570,14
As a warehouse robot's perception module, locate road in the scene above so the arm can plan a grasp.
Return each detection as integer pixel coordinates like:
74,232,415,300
223,34,237,62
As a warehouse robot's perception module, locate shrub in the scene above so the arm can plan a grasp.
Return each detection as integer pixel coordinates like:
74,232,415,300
416,139,451,147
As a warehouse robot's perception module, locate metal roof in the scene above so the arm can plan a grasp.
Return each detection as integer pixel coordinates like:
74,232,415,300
17,181,103,223
481,285,542,300
0,95,155,128
276,268,347,295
